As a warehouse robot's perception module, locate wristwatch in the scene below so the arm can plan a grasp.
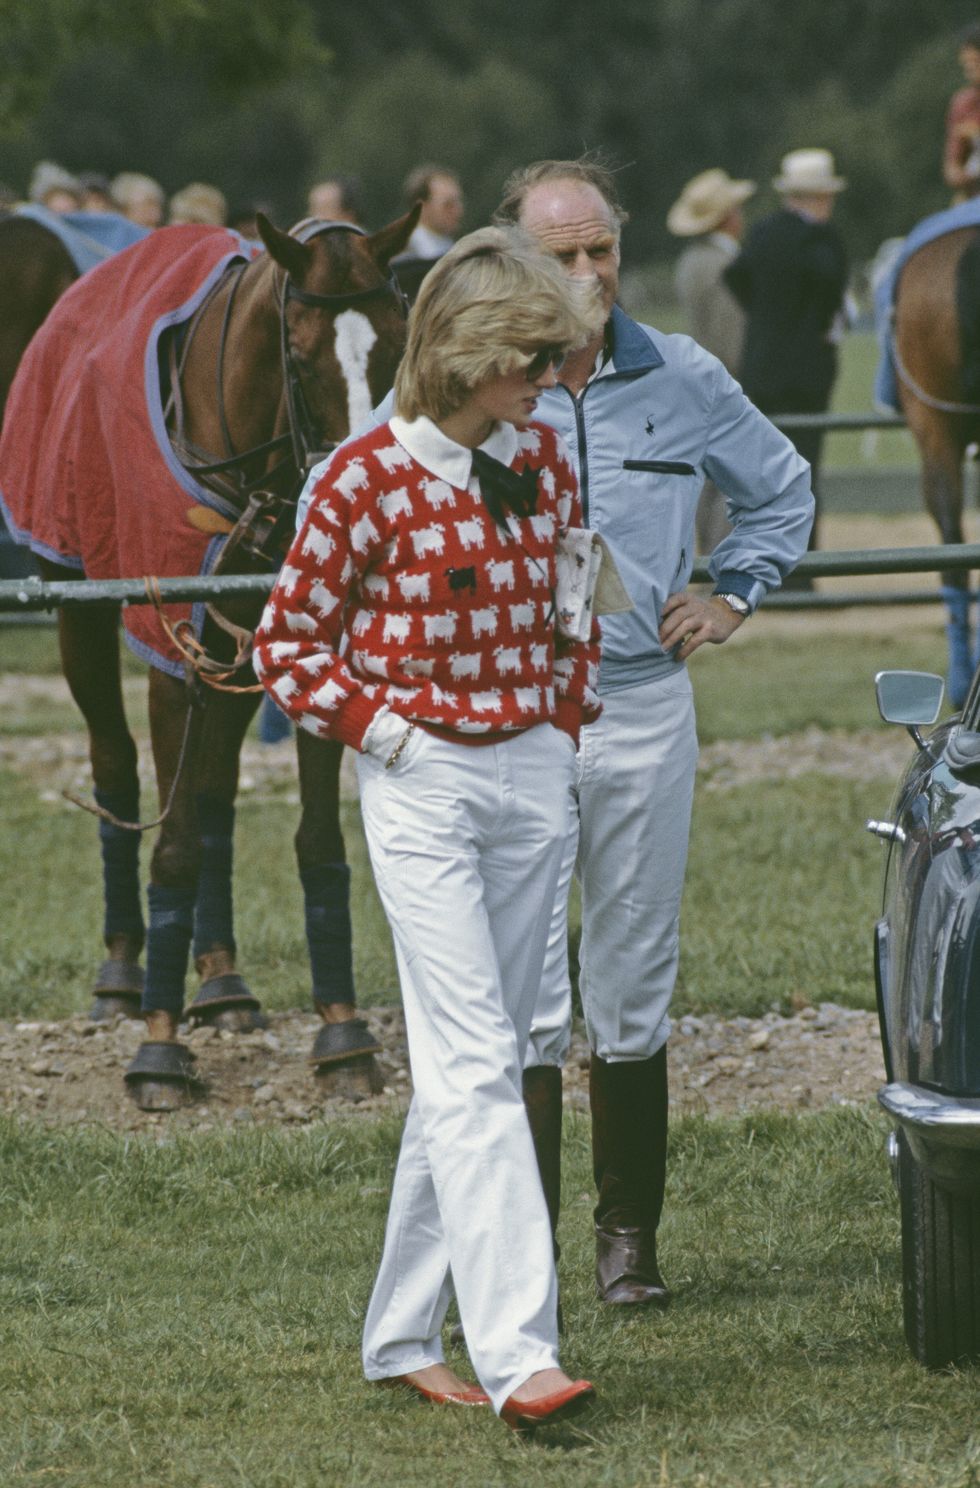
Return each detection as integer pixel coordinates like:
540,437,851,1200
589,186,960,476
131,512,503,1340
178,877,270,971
714,592,751,618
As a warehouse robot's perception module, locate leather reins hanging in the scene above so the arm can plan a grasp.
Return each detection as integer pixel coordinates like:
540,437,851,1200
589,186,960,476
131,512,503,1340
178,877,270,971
70,224,409,832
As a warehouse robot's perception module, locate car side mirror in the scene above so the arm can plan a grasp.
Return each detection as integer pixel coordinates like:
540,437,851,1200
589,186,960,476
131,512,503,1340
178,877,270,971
875,669,944,748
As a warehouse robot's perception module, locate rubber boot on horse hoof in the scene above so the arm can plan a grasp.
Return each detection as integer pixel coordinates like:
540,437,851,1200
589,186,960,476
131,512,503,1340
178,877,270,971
312,1017,384,1102
90,957,144,1022
189,971,267,1032
590,1047,671,1308
124,1040,202,1112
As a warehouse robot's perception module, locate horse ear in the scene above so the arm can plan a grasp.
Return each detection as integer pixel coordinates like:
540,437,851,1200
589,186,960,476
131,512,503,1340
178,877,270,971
364,202,423,269
256,213,313,281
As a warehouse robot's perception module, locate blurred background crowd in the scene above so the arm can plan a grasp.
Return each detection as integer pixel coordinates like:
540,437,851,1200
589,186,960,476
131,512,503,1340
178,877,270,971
2,2,979,286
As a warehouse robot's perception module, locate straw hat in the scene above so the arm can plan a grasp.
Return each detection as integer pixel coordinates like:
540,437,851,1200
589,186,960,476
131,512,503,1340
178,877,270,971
667,168,756,237
772,148,846,196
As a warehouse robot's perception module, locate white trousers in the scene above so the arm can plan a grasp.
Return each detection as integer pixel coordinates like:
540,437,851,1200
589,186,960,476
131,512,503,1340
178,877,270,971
526,670,698,1066
357,723,577,1412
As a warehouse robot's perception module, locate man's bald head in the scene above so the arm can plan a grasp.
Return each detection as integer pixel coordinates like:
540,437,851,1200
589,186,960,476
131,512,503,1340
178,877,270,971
494,158,628,232
497,165,623,319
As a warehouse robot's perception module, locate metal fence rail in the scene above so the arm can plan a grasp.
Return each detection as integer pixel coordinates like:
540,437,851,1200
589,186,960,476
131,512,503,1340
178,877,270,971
0,543,978,615
773,412,906,433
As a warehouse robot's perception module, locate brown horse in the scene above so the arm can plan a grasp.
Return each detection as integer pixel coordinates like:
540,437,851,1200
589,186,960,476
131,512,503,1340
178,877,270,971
0,213,79,423
0,215,79,576
0,208,418,1108
893,227,980,706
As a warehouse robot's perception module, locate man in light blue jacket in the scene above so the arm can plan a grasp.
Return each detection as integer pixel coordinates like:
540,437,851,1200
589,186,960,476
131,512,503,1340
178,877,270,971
298,159,814,1315
493,159,813,1311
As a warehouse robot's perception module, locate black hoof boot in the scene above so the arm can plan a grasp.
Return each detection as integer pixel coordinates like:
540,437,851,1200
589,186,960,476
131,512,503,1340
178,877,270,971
90,959,144,1022
311,1018,384,1102
188,974,267,1032
124,1040,202,1111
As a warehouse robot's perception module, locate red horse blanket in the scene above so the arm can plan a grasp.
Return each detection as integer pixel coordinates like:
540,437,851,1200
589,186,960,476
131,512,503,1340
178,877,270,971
0,225,261,674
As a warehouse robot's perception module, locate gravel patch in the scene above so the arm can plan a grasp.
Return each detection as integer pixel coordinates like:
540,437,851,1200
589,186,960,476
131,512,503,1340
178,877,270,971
0,722,911,804
0,1001,884,1132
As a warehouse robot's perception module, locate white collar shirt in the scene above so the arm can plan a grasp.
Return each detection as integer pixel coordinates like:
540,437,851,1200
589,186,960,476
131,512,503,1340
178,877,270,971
388,414,518,489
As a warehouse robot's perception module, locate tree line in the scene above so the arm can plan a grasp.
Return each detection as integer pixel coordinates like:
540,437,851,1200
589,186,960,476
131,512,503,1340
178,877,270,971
1,0,978,264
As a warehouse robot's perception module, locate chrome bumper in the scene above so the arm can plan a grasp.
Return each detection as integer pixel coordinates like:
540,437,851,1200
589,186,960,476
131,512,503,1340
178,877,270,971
879,1082,980,1190
879,1081,980,1146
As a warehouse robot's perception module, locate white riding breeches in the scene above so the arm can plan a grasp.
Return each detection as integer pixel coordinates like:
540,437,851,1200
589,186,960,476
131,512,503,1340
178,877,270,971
526,670,699,1066
357,723,577,1412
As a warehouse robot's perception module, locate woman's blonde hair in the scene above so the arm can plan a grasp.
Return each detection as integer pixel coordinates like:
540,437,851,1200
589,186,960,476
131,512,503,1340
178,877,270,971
394,225,601,421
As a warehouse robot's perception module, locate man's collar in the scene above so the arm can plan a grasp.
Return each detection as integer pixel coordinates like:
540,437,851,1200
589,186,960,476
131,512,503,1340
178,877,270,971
708,230,740,255
389,414,518,489
785,203,822,225
604,303,665,376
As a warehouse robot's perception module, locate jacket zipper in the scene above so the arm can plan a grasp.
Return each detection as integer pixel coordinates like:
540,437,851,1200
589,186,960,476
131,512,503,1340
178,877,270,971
558,385,591,526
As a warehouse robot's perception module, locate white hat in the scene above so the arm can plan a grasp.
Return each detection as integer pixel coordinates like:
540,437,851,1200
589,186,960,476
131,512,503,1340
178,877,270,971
667,168,756,237
28,160,82,206
772,148,846,196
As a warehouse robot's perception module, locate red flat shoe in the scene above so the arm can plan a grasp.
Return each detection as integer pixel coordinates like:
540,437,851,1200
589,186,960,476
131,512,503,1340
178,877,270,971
378,1374,490,1406
500,1379,596,1431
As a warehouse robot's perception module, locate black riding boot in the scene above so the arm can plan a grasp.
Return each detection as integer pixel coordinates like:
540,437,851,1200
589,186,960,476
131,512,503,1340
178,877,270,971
523,1064,564,1332
590,1046,670,1307
522,1064,563,1257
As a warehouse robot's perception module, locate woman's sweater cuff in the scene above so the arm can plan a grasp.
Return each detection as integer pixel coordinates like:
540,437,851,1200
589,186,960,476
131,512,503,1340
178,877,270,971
554,698,584,745
331,691,385,751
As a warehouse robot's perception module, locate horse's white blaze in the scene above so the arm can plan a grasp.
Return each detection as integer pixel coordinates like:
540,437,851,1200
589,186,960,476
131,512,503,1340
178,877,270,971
334,310,378,434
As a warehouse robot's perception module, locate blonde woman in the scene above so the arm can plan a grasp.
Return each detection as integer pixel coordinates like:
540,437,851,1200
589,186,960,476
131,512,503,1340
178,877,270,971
255,228,602,1429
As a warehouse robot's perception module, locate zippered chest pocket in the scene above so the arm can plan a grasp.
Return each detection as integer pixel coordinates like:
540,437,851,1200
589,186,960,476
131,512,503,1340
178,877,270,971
623,459,697,475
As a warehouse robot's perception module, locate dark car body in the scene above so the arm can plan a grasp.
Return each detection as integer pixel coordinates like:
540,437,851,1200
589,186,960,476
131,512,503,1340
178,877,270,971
870,669,980,1367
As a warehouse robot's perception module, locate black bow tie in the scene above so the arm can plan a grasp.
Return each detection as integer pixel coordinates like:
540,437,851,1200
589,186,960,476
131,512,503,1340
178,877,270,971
471,448,540,527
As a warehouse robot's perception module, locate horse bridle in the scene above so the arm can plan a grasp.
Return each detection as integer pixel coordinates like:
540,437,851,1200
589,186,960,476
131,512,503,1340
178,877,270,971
167,219,407,524
277,218,409,479
159,220,409,688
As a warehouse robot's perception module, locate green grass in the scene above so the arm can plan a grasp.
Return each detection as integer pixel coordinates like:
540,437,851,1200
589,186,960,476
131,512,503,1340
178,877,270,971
2,1109,978,1488
0,545,975,1483
0,623,143,676
0,623,936,1022
828,332,918,472
690,620,949,742
0,757,890,1023
680,775,884,1016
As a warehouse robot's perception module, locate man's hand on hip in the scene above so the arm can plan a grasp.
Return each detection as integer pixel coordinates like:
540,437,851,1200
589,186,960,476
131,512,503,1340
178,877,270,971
659,593,745,662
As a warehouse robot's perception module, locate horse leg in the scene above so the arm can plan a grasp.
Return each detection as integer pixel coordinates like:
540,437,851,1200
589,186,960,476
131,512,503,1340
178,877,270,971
125,668,206,1110
188,686,267,1031
917,424,973,706
294,730,382,1099
38,559,145,1018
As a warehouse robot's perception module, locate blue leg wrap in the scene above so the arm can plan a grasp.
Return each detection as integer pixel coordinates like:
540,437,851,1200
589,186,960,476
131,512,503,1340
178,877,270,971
144,883,195,1017
193,794,236,959
258,694,292,744
941,586,974,708
95,788,144,945
301,862,355,1007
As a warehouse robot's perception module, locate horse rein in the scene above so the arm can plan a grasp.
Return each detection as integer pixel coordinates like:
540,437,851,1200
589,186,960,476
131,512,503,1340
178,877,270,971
277,219,409,477
160,221,407,695
167,220,407,498
69,224,409,833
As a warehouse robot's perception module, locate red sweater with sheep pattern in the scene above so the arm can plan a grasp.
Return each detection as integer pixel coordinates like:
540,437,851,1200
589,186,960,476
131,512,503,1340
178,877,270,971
253,416,601,747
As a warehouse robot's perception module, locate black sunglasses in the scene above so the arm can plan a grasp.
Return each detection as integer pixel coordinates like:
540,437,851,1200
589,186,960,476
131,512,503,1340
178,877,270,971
524,345,567,379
